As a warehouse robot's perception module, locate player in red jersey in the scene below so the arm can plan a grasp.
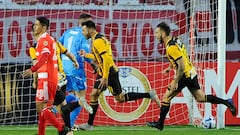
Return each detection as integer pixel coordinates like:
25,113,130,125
22,16,69,135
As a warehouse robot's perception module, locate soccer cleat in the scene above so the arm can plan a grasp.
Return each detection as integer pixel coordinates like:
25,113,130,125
79,97,93,114
78,123,93,131
227,99,237,116
59,126,70,135
146,121,163,130
149,90,161,108
71,125,80,131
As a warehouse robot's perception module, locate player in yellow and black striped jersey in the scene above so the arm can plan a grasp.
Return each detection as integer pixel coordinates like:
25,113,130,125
146,22,237,131
78,20,161,130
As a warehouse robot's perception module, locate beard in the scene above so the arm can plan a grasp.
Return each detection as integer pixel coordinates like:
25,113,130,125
159,36,163,44
86,31,92,39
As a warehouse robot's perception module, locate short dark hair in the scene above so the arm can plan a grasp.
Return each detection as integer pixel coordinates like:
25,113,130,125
31,23,34,31
36,16,49,29
157,22,171,36
82,20,96,29
79,14,91,19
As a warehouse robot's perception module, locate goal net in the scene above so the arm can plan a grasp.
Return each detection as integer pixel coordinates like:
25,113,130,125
0,0,221,127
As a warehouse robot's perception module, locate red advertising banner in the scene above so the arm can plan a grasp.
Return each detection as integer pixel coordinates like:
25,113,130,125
72,62,240,125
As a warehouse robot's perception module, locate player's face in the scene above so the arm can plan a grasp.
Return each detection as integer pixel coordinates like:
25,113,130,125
155,27,164,43
82,25,91,39
33,20,44,36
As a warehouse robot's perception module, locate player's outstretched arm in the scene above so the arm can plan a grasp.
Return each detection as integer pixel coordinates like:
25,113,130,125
79,49,95,60
65,51,79,69
163,64,173,75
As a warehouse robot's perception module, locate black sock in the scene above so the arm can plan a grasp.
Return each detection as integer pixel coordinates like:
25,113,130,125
124,92,150,101
61,112,70,128
205,95,228,106
87,101,99,125
158,102,170,125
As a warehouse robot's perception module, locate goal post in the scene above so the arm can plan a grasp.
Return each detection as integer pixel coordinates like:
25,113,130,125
217,0,226,129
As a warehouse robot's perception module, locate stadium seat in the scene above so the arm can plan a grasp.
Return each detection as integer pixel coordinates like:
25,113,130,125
69,0,91,5
139,0,174,5
38,0,68,4
12,0,38,5
92,0,117,5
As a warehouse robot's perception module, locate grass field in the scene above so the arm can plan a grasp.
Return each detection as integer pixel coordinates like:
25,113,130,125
0,125,239,135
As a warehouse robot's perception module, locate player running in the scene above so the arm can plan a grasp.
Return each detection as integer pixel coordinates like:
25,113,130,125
146,22,237,131
77,20,161,131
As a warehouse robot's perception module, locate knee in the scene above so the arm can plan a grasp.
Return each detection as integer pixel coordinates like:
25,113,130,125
90,92,99,101
195,96,205,102
114,94,125,103
162,95,171,103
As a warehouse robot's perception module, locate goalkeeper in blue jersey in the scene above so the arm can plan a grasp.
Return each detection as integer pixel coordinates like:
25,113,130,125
59,14,96,129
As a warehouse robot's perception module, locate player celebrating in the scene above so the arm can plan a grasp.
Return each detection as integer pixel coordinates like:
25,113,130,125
22,16,69,135
146,22,237,131
58,14,95,125
78,20,161,131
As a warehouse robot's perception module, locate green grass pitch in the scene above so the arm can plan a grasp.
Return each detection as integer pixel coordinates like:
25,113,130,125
0,125,239,135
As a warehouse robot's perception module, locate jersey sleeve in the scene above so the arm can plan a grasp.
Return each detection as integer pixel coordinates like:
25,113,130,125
29,47,37,60
167,45,182,61
93,38,111,79
57,41,67,54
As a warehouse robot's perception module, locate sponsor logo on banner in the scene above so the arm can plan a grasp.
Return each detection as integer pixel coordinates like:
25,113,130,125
98,66,151,122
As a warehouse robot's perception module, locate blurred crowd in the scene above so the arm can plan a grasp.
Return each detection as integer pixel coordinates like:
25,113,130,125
8,0,174,5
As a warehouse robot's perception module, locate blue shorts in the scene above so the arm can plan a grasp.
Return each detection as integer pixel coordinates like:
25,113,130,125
66,76,87,92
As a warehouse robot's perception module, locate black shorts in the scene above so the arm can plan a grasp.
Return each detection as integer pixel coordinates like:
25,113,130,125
176,75,201,92
53,85,66,106
93,67,122,96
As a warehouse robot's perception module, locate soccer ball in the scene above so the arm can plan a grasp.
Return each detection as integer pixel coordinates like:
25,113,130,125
201,116,216,129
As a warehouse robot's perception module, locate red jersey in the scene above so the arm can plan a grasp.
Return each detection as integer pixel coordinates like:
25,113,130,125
35,32,58,84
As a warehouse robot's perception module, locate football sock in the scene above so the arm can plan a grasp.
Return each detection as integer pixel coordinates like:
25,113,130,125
88,100,99,125
70,106,82,127
38,112,46,135
124,92,150,101
61,111,70,128
42,108,63,132
205,95,228,105
158,102,170,125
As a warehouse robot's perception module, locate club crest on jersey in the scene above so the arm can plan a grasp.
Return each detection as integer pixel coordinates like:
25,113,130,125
43,41,48,46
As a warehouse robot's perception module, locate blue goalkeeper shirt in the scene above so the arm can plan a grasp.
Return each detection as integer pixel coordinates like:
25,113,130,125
59,26,91,78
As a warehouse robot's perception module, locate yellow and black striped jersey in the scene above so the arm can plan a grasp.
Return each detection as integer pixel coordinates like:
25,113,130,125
85,32,118,79
166,37,195,78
